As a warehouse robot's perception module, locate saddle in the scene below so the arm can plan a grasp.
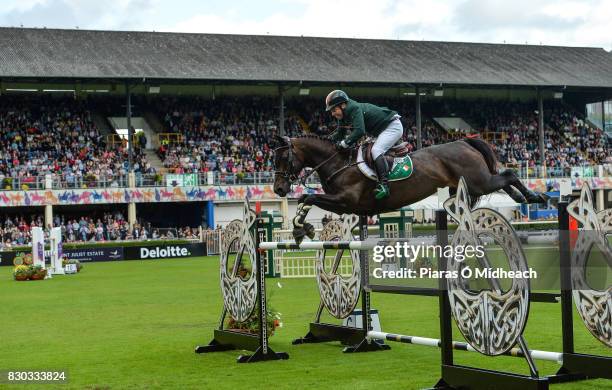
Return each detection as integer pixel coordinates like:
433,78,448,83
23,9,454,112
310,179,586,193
361,141,410,170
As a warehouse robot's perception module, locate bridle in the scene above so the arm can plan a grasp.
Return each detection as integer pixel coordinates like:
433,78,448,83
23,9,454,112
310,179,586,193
273,138,342,187
273,144,299,183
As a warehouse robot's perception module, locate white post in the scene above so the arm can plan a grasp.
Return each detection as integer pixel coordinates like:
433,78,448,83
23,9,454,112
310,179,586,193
31,227,45,269
50,227,64,275
44,205,53,230
128,202,136,229
280,198,289,229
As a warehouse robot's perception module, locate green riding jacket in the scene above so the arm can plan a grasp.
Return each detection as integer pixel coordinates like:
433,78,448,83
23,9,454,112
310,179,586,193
331,99,398,146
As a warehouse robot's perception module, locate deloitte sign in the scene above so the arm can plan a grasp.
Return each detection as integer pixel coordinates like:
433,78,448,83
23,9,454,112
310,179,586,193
125,243,206,260
141,246,190,259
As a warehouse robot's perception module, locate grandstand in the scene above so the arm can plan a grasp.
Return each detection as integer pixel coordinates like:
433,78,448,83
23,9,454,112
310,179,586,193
0,27,610,241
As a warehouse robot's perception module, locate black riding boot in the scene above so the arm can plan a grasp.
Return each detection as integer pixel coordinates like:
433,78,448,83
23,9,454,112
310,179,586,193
374,155,390,200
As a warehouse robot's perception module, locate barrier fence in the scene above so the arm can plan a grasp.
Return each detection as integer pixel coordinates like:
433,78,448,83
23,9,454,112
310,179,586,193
269,229,355,278
3,163,610,191
203,229,222,255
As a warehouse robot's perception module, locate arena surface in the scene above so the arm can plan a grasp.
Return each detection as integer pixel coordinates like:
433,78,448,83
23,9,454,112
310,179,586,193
2,253,609,389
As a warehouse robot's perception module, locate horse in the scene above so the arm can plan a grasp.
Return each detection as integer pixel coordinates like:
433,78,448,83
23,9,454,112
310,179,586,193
272,135,549,243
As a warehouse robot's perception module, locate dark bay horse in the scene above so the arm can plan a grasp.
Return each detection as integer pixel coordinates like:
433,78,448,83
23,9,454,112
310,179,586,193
273,135,548,243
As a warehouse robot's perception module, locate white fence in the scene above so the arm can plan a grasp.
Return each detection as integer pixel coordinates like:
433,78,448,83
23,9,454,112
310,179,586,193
271,229,355,278
203,229,223,255
206,226,358,278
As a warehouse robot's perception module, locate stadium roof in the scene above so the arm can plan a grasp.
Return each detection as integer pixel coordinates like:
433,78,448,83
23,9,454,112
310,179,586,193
1,27,612,88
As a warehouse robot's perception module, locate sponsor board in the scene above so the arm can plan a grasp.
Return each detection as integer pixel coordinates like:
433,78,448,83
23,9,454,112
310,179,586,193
124,243,206,260
0,242,205,266
0,251,27,267
0,247,124,265
64,247,124,262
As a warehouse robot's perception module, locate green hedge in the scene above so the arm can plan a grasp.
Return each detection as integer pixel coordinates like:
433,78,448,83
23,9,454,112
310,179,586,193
8,239,194,252
512,222,559,231
412,222,558,231
390,222,557,232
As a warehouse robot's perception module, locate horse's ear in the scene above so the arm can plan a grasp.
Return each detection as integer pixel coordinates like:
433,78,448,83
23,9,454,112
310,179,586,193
272,135,287,148
273,135,293,148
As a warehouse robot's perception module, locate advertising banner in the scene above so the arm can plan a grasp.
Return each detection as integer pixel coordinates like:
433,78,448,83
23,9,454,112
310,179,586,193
0,242,205,266
124,243,206,260
166,174,198,187
63,247,124,262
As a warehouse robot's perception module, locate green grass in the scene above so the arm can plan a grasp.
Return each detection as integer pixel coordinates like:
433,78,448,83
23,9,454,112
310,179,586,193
0,257,610,390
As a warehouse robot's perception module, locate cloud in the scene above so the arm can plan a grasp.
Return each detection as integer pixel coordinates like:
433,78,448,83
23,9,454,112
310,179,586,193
452,0,584,31
0,0,156,30
0,0,610,50
167,0,399,39
162,0,612,50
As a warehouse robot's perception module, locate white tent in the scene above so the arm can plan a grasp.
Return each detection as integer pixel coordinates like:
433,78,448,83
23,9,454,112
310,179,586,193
405,192,519,210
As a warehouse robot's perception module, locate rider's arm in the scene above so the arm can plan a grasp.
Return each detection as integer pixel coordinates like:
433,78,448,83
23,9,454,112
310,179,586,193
345,106,365,146
329,122,346,142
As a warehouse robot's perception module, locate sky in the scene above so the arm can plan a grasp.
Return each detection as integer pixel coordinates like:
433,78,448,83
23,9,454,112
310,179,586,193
1,0,611,50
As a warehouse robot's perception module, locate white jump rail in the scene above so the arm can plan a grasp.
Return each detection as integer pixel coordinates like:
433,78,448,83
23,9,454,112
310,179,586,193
367,331,563,364
259,240,379,251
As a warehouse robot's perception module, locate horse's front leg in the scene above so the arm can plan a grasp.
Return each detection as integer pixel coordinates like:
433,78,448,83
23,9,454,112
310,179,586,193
292,194,350,244
292,199,316,244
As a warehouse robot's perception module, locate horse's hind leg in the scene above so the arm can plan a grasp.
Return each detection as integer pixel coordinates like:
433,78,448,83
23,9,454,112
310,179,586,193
499,170,549,204
461,171,511,197
503,185,527,203
479,170,548,204
465,170,534,204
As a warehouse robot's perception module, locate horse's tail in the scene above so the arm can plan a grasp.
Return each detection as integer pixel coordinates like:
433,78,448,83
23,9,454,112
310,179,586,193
462,138,498,174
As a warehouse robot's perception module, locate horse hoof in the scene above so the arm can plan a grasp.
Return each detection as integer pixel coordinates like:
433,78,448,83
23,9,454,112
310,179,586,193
526,191,549,204
549,196,560,208
538,193,550,204
293,228,306,245
304,223,316,239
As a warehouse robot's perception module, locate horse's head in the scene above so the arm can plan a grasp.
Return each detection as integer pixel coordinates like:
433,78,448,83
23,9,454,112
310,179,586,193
272,136,305,197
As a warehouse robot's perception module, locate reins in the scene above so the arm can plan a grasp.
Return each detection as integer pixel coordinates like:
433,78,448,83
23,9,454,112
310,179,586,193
274,138,357,188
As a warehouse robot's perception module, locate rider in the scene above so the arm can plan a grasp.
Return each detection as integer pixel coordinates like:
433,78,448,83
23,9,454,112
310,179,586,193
325,90,403,200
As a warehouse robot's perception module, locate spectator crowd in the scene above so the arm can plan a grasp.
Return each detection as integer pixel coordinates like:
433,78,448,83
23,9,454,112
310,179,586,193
154,97,306,176
452,100,609,174
0,212,200,248
0,95,608,189
0,96,154,190
155,96,608,176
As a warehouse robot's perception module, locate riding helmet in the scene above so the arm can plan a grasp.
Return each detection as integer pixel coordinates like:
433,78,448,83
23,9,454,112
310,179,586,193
325,90,349,111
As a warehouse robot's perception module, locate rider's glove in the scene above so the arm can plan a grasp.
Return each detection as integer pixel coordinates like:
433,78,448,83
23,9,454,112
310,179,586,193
337,140,349,149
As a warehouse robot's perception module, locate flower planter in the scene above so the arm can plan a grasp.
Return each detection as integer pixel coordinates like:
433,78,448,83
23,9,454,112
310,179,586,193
14,274,29,281
28,264,46,280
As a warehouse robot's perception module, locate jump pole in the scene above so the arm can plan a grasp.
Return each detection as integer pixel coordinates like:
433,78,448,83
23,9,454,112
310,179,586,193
259,240,376,251
367,331,563,364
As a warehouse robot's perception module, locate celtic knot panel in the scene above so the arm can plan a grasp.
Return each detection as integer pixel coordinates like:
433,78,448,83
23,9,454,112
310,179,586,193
444,177,530,356
567,184,612,347
220,201,258,322
315,215,361,319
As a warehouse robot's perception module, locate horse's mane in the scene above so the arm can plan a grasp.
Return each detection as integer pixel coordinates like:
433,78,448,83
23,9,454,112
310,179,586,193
290,134,340,152
291,134,334,143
